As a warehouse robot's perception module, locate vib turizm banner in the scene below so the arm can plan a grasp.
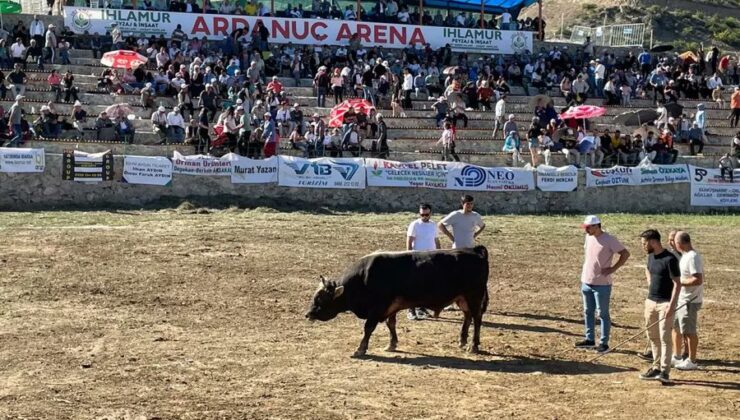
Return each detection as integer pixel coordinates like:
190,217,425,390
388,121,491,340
278,156,365,189
689,165,740,207
447,164,535,191
366,159,452,189
64,7,532,54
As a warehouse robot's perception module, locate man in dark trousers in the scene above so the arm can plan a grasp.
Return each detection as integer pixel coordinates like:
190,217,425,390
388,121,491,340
638,229,682,385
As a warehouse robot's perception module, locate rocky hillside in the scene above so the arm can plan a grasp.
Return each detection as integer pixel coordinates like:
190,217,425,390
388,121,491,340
522,0,740,50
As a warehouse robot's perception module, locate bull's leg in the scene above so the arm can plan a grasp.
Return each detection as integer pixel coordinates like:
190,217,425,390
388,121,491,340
470,308,483,354
459,311,472,348
385,312,398,352
353,318,379,357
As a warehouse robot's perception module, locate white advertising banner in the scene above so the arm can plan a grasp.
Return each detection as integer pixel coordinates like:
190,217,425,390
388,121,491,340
172,151,232,176
536,165,578,192
689,165,740,207
366,159,452,189
278,156,365,189
585,166,637,188
123,155,173,186
227,154,278,184
447,164,535,191
0,148,45,173
64,7,532,54
634,163,690,185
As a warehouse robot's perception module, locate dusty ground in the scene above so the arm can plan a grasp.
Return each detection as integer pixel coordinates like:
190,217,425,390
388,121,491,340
0,209,738,419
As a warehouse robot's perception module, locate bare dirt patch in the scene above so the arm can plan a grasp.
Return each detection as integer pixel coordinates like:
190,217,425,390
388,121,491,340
0,210,738,419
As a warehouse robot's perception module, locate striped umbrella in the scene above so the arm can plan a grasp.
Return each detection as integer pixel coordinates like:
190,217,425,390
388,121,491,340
101,50,148,69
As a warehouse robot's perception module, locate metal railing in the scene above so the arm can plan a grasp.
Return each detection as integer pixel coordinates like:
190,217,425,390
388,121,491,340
570,23,646,47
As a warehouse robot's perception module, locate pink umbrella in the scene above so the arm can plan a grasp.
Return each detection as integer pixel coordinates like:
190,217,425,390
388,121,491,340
560,105,607,120
101,50,148,69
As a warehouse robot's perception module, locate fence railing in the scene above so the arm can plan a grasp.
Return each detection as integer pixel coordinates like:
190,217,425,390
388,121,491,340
570,24,646,47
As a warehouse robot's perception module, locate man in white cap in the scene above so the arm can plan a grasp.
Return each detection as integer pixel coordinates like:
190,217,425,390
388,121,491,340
152,105,167,144
166,106,186,144
576,215,630,353
44,23,57,65
72,101,88,138
140,82,156,109
6,95,24,147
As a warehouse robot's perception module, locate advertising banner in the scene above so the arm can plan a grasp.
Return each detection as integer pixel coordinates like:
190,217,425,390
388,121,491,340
634,163,690,185
0,148,45,173
585,166,637,188
122,155,173,186
228,154,278,184
64,7,532,54
689,165,740,207
366,159,452,189
447,164,535,191
536,165,578,192
172,151,232,176
62,150,114,183
278,156,365,189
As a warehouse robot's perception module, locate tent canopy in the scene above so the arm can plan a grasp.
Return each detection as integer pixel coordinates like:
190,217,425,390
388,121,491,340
420,0,539,16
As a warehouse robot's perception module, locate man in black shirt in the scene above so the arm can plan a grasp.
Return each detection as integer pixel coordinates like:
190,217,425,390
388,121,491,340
639,229,681,384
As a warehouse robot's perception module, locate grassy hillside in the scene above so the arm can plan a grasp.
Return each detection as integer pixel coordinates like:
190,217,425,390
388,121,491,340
523,0,740,50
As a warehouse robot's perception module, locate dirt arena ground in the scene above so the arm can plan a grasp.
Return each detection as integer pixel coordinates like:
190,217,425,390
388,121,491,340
0,208,738,419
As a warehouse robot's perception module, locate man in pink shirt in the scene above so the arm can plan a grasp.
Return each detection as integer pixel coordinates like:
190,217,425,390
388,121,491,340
576,215,631,353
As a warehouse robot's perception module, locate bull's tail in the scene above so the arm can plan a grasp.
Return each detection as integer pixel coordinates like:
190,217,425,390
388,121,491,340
476,245,490,314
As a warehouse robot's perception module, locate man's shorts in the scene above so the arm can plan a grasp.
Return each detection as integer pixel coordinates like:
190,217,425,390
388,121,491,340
674,302,702,335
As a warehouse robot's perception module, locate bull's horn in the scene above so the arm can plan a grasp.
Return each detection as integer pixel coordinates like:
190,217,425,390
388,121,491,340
320,275,327,287
333,285,344,298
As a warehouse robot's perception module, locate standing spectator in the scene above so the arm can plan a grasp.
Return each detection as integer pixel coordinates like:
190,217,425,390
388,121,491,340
44,24,56,65
432,96,448,127
48,69,62,102
372,113,389,158
314,66,330,108
639,229,682,384
6,95,24,147
575,215,630,353
29,15,44,47
672,231,704,371
401,68,413,109
262,112,277,157
437,120,459,162
438,195,485,249
196,107,211,155
694,103,706,135
406,203,441,320
111,23,123,50
729,86,740,128
492,94,506,139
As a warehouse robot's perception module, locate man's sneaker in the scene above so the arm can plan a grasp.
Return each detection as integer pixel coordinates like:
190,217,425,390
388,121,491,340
638,349,653,361
595,344,609,353
658,372,671,384
681,352,689,361
574,340,596,349
406,309,417,321
639,367,662,380
675,359,699,371
415,308,430,320
670,356,683,367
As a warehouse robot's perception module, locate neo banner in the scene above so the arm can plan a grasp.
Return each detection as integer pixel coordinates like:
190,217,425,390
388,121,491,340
447,164,535,191
278,156,365,189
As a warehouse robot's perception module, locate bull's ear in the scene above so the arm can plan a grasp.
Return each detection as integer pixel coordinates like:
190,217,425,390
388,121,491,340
333,285,344,299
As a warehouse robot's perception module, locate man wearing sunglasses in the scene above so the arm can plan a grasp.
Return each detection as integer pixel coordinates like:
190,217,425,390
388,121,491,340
406,203,441,320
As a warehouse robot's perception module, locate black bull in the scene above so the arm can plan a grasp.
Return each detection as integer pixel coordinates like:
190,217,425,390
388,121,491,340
306,246,490,356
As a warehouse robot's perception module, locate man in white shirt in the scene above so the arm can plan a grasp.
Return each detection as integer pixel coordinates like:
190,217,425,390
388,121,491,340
406,203,441,320
10,38,25,64
500,10,512,29
438,195,485,249
672,231,704,371
151,106,168,144
166,107,186,143
594,60,606,98
706,73,723,90
492,94,507,139
29,15,45,46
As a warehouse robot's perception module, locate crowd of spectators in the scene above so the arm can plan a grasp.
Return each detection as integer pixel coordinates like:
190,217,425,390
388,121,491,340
0,12,737,171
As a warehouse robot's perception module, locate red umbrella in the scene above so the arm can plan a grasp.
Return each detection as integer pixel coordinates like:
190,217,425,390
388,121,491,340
328,99,375,128
101,50,148,69
560,105,607,120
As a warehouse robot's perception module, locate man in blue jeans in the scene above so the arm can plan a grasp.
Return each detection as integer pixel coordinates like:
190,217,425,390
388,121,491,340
576,215,631,353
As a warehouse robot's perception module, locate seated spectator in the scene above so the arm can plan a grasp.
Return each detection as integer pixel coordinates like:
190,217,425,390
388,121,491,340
72,101,88,139
502,131,522,166
116,116,136,144
166,106,186,143
151,106,168,144
719,153,736,182
95,111,117,141
62,70,79,103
